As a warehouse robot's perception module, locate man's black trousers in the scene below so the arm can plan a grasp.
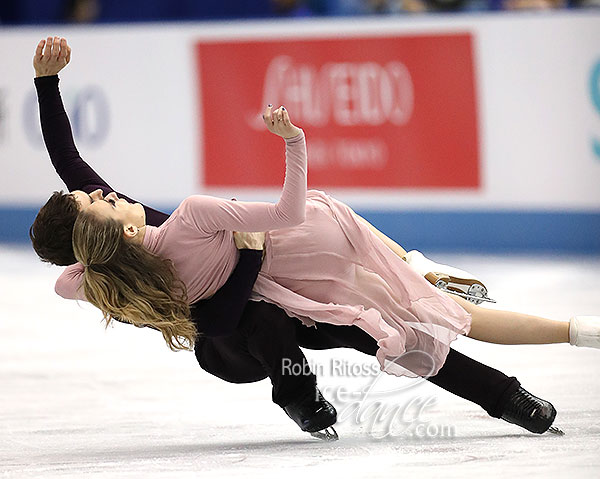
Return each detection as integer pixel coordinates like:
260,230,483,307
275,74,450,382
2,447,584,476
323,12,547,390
194,301,520,418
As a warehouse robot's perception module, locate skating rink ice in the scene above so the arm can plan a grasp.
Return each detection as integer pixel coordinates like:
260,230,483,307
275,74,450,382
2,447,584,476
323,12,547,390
1,245,599,478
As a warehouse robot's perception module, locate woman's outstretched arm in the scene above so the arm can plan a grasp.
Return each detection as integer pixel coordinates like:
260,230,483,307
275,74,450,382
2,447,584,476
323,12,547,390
182,107,307,234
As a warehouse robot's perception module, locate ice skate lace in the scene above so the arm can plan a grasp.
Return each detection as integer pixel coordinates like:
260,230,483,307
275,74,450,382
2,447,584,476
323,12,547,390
507,389,542,420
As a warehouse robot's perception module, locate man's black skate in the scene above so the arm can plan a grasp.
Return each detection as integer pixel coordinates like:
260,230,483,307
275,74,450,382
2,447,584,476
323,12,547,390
500,386,560,434
283,387,337,439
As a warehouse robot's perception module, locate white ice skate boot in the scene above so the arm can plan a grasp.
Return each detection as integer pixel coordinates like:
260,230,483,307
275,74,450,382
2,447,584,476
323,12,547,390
404,250,495,305
569,316,600,348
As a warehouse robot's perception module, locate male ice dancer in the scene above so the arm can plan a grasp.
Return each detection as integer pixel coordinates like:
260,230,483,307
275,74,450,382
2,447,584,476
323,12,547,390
30,37,559,439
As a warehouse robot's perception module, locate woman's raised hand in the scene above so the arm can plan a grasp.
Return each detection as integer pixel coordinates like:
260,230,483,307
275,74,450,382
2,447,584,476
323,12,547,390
34,37,72,78
262,105,302,139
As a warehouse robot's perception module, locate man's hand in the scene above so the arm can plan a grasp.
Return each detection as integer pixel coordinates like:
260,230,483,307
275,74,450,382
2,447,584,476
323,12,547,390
34,37,71,78
233,231,266,251
262,105,301,139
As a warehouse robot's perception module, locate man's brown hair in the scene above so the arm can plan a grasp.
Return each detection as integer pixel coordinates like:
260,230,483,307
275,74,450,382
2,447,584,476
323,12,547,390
29,191,80,266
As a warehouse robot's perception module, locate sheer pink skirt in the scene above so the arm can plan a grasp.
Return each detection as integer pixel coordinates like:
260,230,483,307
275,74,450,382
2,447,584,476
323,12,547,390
251,190,471,378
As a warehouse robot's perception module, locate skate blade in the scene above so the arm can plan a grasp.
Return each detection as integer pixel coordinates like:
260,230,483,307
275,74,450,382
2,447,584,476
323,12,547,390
310,427,339,441
547,426,565,436
436,284,497,304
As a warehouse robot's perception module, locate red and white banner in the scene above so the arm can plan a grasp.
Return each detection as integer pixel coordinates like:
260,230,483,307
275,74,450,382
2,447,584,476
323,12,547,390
3,18,600,209
196,34,480,189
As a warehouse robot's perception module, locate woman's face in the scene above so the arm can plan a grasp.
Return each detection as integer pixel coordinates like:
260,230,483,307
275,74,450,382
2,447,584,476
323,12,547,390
85,191,146,228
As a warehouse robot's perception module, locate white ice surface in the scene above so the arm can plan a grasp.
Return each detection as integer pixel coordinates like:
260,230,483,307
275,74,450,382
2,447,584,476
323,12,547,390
1,245,599,478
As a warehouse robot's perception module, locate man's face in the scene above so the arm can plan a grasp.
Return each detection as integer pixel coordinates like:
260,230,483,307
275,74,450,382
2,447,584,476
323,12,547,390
70,188,105,211
71,189,146,228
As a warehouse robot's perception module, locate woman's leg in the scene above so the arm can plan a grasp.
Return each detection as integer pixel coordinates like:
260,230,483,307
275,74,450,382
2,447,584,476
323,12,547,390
355,214,408,259
450,295,570,344
356,217,570,345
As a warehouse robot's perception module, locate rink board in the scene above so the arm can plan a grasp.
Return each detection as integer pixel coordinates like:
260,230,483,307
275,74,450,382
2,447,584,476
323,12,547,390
1,13,600,251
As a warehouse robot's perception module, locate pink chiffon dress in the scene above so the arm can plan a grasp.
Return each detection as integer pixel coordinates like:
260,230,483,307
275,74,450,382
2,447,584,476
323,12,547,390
56,131,471,378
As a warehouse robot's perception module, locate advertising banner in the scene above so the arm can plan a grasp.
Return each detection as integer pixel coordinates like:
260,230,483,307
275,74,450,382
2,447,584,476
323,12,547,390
196,34,480,189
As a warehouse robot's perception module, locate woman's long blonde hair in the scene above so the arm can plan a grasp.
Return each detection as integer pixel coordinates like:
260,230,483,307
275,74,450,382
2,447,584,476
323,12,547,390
72,212,196,351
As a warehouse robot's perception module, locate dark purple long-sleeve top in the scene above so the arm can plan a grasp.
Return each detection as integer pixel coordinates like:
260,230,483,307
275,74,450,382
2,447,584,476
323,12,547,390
35,75,262,336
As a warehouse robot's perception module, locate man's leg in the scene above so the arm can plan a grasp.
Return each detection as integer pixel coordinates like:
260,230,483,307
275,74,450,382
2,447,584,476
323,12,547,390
196,302,553,433
295,321,523,420
195,302,316,408
194,301,337,435
194,332,268,384
238,301,317,408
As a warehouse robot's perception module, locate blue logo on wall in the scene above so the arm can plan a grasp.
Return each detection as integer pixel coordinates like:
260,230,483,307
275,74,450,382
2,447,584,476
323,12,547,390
24,86,110,148
591,60,600,160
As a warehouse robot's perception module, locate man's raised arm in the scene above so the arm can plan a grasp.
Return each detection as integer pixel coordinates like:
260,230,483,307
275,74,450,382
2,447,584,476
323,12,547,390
34,37,113,194
34,36,166,225
38,37,264,335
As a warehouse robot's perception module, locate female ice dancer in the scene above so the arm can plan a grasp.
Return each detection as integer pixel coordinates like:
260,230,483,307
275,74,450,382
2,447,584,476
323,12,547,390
55,102,600,419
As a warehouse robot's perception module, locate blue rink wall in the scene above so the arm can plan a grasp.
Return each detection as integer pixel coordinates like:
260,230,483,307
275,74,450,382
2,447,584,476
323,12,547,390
3,207,599,254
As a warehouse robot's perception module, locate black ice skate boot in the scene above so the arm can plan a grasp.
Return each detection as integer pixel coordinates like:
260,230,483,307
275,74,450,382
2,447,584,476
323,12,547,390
283,387,338,440
500,386,562,435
